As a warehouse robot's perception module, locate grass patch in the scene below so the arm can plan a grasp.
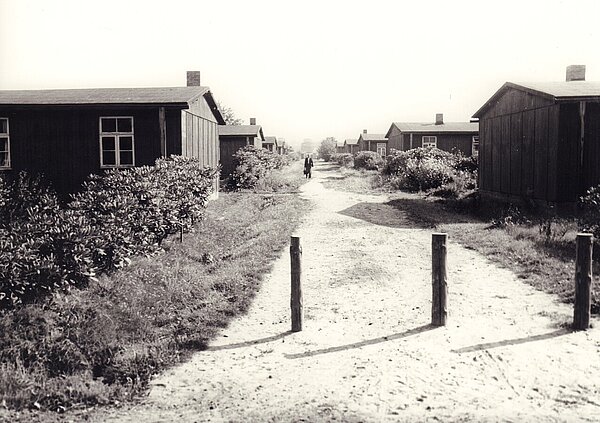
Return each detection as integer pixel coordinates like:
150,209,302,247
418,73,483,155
320,164,385,193
325,163,599,314
0,191,308,417
386,196,600,314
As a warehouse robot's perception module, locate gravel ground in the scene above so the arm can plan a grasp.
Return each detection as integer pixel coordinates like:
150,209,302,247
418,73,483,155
85,161,600,423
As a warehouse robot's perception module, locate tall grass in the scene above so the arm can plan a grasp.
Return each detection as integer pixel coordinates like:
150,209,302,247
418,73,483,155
0,191,308,416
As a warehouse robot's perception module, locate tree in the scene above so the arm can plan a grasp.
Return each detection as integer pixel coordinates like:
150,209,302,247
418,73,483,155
217,102,243,125
317,137,337,161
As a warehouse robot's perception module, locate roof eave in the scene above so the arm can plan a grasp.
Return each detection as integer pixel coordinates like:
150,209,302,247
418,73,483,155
472,82,556,118
201,90,226,125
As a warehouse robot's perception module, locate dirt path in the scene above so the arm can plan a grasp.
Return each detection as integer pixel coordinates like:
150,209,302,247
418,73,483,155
91,161,600,422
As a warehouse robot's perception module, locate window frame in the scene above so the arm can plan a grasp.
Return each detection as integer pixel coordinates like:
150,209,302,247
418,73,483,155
99,116,135,168
376,142,386,157
472,135,480,158
422,135,437,148
0,117,10,170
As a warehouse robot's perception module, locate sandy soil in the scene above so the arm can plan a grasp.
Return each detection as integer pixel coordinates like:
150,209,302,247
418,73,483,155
88,161,600,422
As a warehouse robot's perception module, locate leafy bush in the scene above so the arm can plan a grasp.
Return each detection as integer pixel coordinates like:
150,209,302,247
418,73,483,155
579,185,600,238
227,146,285,190
0,157,216,309
453,154,478,173
317,138,337,161
383,147,456,176
331,153,354,168
353,151,384,171
383,147,478,195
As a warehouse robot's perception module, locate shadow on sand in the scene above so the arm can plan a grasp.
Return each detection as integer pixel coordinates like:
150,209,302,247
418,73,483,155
451,328,573,354
284,324,435,359
338,197,478,230
206,331,293,351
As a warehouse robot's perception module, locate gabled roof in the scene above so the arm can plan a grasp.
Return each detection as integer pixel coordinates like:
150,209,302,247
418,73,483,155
344,138,359,145
473,81,600,118
0,86,225,124
385,121,478,138
263,136,277,144
219,124,265,140
358,133,387,142
0,86,209,106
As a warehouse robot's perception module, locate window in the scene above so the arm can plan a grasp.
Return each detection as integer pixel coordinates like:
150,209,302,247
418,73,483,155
99,117,134,168
422,136,437,148
0,118,10,169
472,136,479,158
376,143,386,157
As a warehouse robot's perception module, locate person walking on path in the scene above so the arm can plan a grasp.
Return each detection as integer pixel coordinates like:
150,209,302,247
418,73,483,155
303,154,314,179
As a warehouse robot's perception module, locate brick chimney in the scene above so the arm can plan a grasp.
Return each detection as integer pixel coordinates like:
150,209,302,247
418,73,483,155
566,65,586,82
435,113,444,125
363,129,367,134
187,71,201,86
250,117,256,125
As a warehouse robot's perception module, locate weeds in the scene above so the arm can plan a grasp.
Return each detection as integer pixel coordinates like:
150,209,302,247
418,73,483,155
0,192,308,413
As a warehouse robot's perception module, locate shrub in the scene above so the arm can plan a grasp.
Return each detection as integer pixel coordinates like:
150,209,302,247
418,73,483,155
331,153,354,168
0,157,216,309
453,154,478,173
383,147,457,176
227,146,282,190
317,138,337,161
394,157,454,192
353,151,384,171
579,185,600,238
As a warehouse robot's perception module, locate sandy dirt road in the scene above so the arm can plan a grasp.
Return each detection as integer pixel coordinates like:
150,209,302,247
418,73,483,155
91,161,600,422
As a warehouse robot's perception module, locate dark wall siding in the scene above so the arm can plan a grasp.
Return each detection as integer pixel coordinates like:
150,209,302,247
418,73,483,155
500,116,511,194
396,132,474,155
533,107,549,200
583,103,600,194
0,106,162,194
521,109,536,197
219,136,248,177
509,113,522,196
556,104,579,202
478,86,566,203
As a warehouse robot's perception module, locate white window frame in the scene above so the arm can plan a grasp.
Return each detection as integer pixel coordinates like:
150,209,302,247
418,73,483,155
0,118,10,170
422,135,437,148
99,116,135,168
376,142,386,157
472,135,480,158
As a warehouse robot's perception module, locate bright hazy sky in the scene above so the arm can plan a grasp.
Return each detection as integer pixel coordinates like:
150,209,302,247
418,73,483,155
2,0,600,148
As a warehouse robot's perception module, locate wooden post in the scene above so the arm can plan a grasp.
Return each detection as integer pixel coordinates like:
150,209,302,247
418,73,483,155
290,236,303,332
574,233,593,330
432,233,448,326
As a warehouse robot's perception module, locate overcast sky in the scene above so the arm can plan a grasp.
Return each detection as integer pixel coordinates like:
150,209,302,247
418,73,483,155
2,0,600,148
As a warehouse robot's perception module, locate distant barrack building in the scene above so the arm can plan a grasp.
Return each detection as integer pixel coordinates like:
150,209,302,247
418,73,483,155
385,114,479,157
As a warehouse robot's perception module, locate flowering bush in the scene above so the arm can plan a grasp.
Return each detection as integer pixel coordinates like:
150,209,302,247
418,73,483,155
354,151,384,171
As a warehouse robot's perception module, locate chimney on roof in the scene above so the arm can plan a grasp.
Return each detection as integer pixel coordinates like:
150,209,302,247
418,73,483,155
250,117,256,125
363,129,367,134
566,65,586,82
435,113,444,125
187,71,201,86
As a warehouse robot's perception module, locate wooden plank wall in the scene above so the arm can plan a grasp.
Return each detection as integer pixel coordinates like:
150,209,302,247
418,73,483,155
1,106,161,194
478,87,564,203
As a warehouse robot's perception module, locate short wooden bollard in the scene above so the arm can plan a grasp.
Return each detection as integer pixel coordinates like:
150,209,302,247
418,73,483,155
290,236,303,332
574,233,593,330
432,233,448,326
